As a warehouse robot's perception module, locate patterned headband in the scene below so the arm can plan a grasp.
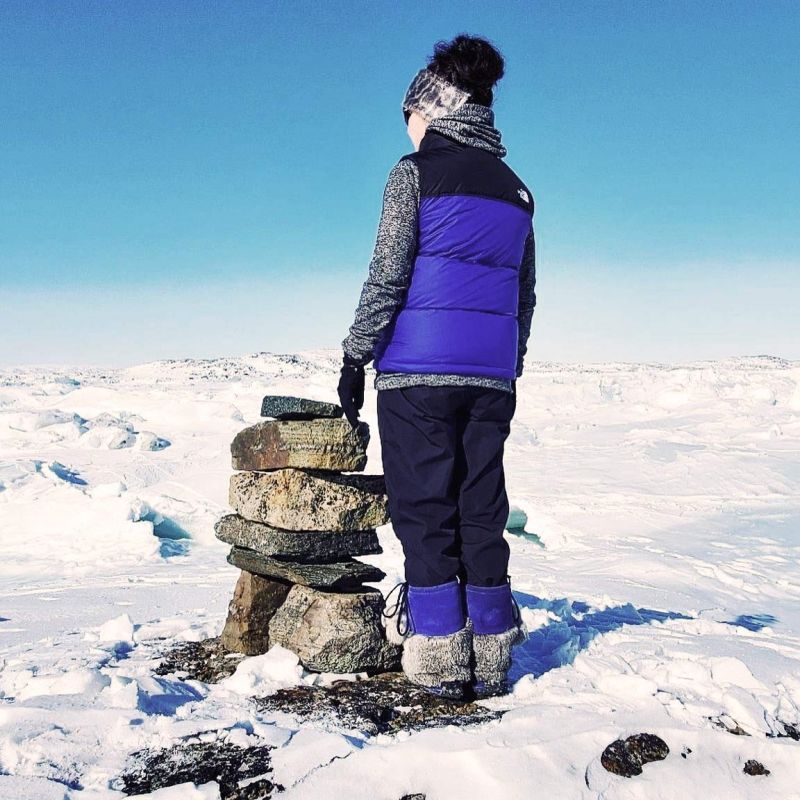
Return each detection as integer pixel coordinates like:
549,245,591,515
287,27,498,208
402,68,471,123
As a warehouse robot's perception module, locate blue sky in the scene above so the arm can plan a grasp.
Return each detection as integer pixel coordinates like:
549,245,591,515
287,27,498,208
1,0,797,365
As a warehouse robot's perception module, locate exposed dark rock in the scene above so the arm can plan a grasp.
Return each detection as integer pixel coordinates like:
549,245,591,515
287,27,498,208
399,795,427,799
600,733,669,777
215,514,382,560
767,720,799,740
114,740,282,798
743,759,770,776
228,546,385,590
155,637,247,682
231,418,369,471
220,570,293,655
255,670,503,736
261,395,343,421
709,714,750,736
268,583,401,673
229,468,389,531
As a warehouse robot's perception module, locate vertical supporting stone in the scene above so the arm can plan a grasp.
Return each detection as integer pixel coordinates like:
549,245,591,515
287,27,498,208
220,569,293,656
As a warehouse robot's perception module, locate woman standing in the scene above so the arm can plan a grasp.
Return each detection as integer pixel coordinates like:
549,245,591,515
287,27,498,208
338,34,536,700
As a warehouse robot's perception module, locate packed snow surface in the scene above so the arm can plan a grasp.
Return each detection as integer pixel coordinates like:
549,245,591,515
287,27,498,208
1,351,799,798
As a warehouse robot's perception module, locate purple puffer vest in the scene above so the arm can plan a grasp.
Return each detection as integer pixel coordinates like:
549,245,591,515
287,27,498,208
373,131,534,380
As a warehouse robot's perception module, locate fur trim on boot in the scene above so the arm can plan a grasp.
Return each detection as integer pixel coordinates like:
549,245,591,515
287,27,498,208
471,620,529,698
400,623,473,699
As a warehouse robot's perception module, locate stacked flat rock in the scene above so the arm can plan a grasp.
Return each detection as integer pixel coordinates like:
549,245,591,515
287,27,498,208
215,394,401,674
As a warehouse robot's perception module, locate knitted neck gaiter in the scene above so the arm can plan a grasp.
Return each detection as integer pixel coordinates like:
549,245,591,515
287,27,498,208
425,102,507,159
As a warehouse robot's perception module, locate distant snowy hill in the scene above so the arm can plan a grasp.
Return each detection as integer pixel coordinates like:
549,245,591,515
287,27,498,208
1,351,799,798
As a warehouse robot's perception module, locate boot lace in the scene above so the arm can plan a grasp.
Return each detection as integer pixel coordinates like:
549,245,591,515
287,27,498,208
381,580,411,637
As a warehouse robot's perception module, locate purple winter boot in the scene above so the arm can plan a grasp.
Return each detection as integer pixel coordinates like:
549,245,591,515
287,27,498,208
465,578,528,699
382,578,472,700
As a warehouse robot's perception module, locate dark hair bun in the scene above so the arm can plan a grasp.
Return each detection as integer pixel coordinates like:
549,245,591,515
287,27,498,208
427,34,505,106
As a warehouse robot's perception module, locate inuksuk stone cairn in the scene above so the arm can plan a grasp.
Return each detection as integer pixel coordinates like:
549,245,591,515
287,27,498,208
214,395,401,674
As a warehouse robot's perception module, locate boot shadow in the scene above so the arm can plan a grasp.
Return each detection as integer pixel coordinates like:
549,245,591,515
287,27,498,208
507,591,693,683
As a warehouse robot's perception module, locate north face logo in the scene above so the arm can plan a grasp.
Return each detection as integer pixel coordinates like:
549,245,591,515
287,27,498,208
517,188,529,203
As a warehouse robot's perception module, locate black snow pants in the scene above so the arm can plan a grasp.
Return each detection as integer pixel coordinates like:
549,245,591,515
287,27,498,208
376,384,516,588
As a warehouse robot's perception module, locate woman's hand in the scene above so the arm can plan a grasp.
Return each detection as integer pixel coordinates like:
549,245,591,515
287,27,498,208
337,354,366,429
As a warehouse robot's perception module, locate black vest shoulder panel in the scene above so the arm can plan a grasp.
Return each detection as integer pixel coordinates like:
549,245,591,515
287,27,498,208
400,131,534,216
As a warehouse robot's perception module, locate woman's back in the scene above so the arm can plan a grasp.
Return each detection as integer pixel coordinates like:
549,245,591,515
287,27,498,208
338,33,533,701
374,122,534,380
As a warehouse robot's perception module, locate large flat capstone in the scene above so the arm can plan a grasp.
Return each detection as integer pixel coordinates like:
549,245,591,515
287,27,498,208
229,469,389,531
230,418,369,471
215,514,382,560
261,396,343,421
268,584,401,674
227,546,385,590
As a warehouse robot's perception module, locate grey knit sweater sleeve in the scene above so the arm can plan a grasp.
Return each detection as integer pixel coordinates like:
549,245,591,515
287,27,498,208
516,223,537,377
341,159,419,366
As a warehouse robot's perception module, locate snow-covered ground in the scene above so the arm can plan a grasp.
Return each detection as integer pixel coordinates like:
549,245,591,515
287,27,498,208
1,351,799,799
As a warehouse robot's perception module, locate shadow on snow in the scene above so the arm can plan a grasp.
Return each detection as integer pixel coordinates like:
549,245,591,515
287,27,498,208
509,591,693,682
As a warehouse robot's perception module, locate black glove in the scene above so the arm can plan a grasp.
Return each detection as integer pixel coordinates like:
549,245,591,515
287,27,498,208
337,354,366,429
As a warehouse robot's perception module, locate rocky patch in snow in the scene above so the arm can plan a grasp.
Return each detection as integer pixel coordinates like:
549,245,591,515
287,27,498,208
254,671,504,736
743,759,771,776
155,637,248,683
599,732,670,777
114,740,282,798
